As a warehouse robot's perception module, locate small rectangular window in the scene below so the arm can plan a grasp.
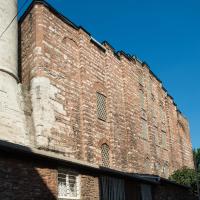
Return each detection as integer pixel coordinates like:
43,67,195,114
58,169,80,199
96,92,107,121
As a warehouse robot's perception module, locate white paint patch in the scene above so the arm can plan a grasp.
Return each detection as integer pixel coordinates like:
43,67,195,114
0,73,29,145
31,76,66,148
0,0,18,77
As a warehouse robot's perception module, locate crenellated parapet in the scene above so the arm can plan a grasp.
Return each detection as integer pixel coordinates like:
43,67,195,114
0,0,193,179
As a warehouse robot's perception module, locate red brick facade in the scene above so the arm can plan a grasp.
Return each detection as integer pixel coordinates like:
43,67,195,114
0,150,100,200
0,148,196,200
19,1,194,179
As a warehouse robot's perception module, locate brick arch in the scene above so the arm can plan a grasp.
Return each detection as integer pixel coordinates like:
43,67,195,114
144,156,150,165
61,35,78,46
144,156,151,173
99,139,110,167
92,82,107,96
98,138,110,148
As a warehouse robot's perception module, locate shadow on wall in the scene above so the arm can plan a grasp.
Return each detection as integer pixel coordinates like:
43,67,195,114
0,148,57,200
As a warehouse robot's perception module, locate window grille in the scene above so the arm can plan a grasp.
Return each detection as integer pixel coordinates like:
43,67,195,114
101,143,110,167
141,119,148,139
96,92,107,121
144,158,150,170
58,169,80,199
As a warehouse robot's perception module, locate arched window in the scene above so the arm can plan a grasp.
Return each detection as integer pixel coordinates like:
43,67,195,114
144,157,151,174
101,143,110,167
96,92,107,121
154,162,161,175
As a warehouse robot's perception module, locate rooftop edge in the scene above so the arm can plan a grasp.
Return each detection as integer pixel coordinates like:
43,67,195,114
18,0,187,119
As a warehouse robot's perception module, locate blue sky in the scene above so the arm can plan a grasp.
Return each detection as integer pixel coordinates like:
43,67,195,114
18,0,200,148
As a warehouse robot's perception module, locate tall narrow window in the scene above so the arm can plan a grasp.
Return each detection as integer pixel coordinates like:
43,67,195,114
141,119,148,139
152,126,158,144
161,131,166,147
163,162,169,177
138,72,144,86
148,77,153,95
101,143,110,167
140,90,145,110
160,103,166,123
144,157,151,172
58,169,80,199
96,92,107,121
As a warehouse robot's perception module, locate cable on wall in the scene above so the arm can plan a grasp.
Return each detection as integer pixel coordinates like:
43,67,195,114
0,0,30,40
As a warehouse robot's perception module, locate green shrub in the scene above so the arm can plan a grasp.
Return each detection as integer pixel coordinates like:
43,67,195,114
169,167,199,194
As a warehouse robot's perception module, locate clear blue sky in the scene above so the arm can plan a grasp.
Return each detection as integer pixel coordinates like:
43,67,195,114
18,0,200,148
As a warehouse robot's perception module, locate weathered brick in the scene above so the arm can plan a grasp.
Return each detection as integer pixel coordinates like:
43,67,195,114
19,2,194,178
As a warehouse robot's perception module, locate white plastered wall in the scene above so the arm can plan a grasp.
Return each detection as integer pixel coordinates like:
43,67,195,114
0,0,29,145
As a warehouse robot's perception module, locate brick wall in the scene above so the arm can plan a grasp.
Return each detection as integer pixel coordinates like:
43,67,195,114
19,1,194,178
81,175,100,200
0,153,57,200
1,149,197,200
0,151,100,200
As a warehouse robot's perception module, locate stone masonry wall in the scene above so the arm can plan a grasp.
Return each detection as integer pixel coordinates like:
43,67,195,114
19,2,194,178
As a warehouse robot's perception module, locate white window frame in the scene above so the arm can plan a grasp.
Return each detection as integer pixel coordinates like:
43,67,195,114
58,169,81,200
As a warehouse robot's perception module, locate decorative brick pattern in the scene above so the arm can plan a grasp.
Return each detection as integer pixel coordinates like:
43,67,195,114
19,1,194,180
